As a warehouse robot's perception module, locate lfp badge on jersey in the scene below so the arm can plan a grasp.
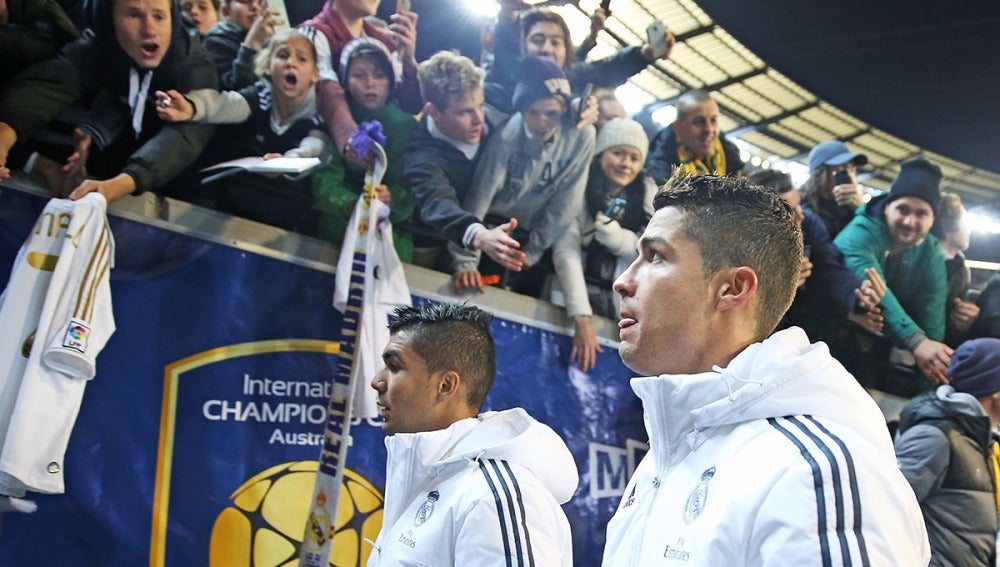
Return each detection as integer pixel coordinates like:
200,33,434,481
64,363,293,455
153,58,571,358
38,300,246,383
62,320,90,353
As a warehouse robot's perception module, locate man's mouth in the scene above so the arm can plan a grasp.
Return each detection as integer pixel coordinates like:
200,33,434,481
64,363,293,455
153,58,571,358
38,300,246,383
619,312,637,329
140,42,160,58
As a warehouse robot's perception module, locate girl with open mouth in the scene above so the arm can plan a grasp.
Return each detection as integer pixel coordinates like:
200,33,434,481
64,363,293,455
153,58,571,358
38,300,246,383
154,29,333,235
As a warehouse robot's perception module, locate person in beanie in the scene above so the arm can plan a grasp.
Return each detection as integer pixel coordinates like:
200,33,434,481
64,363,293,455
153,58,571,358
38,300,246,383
312,37,417,260
799,140,869,238
894,337,1000,567
451,56,595,296
835,156,952,392
551,117,654,370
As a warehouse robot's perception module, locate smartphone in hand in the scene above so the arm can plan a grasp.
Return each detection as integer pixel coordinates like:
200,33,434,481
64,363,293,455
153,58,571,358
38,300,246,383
573,83,594,124
833,170,852,186
605,197,627,222
646,20,669,58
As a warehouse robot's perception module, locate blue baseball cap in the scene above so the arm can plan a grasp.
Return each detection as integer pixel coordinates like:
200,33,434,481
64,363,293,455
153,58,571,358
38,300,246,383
808,141,869,173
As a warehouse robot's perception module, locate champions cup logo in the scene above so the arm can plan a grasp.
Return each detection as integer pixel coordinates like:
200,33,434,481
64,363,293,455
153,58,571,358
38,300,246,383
209,461,384,567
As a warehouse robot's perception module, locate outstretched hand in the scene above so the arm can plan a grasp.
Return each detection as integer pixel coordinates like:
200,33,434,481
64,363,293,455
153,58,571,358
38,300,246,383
474,218,525,271
389,9,419,77
847,306,884,334
641,30,676,62
454,270,484,294
68,173,136,203
59,128,92,196
245,8,282,52
0,121,16,179
912,338,953,385
573,95,598,131
155,90,194,122
855,267,887,311
949,298,980,333
571,315,604,371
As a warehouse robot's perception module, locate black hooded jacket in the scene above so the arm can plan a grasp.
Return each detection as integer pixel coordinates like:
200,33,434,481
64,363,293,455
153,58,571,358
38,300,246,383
0,0,218,198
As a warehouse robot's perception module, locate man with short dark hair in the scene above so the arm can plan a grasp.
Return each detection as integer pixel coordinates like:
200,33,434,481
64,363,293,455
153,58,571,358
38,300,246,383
894,337,1000,567
835,156,952,387
367,302,578,566
645,90,744,185
602,170,929,566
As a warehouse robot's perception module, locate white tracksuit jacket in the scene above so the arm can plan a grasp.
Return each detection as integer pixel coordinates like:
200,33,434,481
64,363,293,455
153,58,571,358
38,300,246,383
602,327,931,566
367,408,578,566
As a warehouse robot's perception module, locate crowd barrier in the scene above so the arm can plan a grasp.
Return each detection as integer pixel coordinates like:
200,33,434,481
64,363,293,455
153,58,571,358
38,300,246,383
0,175,645,566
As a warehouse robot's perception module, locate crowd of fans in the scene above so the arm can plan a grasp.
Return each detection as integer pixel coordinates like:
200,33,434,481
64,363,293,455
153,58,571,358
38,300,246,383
0,0,997,392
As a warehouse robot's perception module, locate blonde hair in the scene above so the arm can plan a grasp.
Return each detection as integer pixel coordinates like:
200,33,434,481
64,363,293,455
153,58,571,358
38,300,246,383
253,29,317,79
418,50,484,111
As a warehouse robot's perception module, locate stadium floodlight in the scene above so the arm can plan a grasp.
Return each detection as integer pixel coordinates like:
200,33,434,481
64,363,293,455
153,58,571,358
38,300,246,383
465,0,499,18
650,105,677,127
967,210,1000,235
615,83,655,117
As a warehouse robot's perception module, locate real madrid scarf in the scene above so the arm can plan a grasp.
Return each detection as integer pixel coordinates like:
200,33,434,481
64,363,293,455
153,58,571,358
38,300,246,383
676,137,727,176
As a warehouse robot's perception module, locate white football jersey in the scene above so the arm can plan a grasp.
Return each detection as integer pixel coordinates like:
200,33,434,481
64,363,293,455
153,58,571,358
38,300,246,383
0,193,116,496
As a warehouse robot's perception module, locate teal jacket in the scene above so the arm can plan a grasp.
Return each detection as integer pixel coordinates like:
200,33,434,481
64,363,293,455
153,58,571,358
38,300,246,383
834,195,946,345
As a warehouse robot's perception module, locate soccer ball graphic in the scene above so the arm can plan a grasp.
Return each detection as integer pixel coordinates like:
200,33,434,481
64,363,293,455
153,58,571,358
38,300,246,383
209,461,384,567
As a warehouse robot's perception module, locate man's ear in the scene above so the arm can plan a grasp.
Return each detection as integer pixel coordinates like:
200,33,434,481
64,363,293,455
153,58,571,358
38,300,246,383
435,370,462,403
714,266,757,311
425,101,440,121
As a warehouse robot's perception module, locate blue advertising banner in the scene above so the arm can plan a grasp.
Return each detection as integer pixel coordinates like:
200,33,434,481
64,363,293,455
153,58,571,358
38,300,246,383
0,188,646,566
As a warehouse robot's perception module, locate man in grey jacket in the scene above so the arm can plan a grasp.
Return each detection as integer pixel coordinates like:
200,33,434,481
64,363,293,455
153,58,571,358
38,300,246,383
895,337,1000,567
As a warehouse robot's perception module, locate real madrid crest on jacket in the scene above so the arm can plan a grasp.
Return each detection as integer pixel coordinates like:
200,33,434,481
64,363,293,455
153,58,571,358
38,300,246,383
0,194,115,499
367,408,578,566
602,327,930,566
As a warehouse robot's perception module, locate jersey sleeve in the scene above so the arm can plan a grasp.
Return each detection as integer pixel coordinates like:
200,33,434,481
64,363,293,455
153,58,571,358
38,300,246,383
41,196,117,380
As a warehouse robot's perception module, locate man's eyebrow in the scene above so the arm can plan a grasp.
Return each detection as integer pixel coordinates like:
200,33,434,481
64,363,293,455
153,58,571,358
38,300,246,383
638,235,670,250
381,349,402,363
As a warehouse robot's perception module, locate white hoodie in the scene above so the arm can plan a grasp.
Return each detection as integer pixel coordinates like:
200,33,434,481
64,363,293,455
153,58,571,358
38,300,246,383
367,408,578,566
602,327,930,566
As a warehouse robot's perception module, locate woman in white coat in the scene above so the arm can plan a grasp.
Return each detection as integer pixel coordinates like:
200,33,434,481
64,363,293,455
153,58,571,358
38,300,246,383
552,118,655,370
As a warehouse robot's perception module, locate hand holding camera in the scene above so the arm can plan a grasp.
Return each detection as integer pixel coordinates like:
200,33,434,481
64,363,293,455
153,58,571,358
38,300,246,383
832,169,862,208
594,212,626,251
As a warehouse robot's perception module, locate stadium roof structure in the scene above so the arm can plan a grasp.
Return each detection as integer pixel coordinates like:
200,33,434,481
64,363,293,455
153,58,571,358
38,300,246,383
541,0,1000,210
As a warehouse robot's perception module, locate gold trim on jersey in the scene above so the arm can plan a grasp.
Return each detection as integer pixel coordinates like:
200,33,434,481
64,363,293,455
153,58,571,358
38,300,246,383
26,251,59,271
149,340,340,567
75,222,111,321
